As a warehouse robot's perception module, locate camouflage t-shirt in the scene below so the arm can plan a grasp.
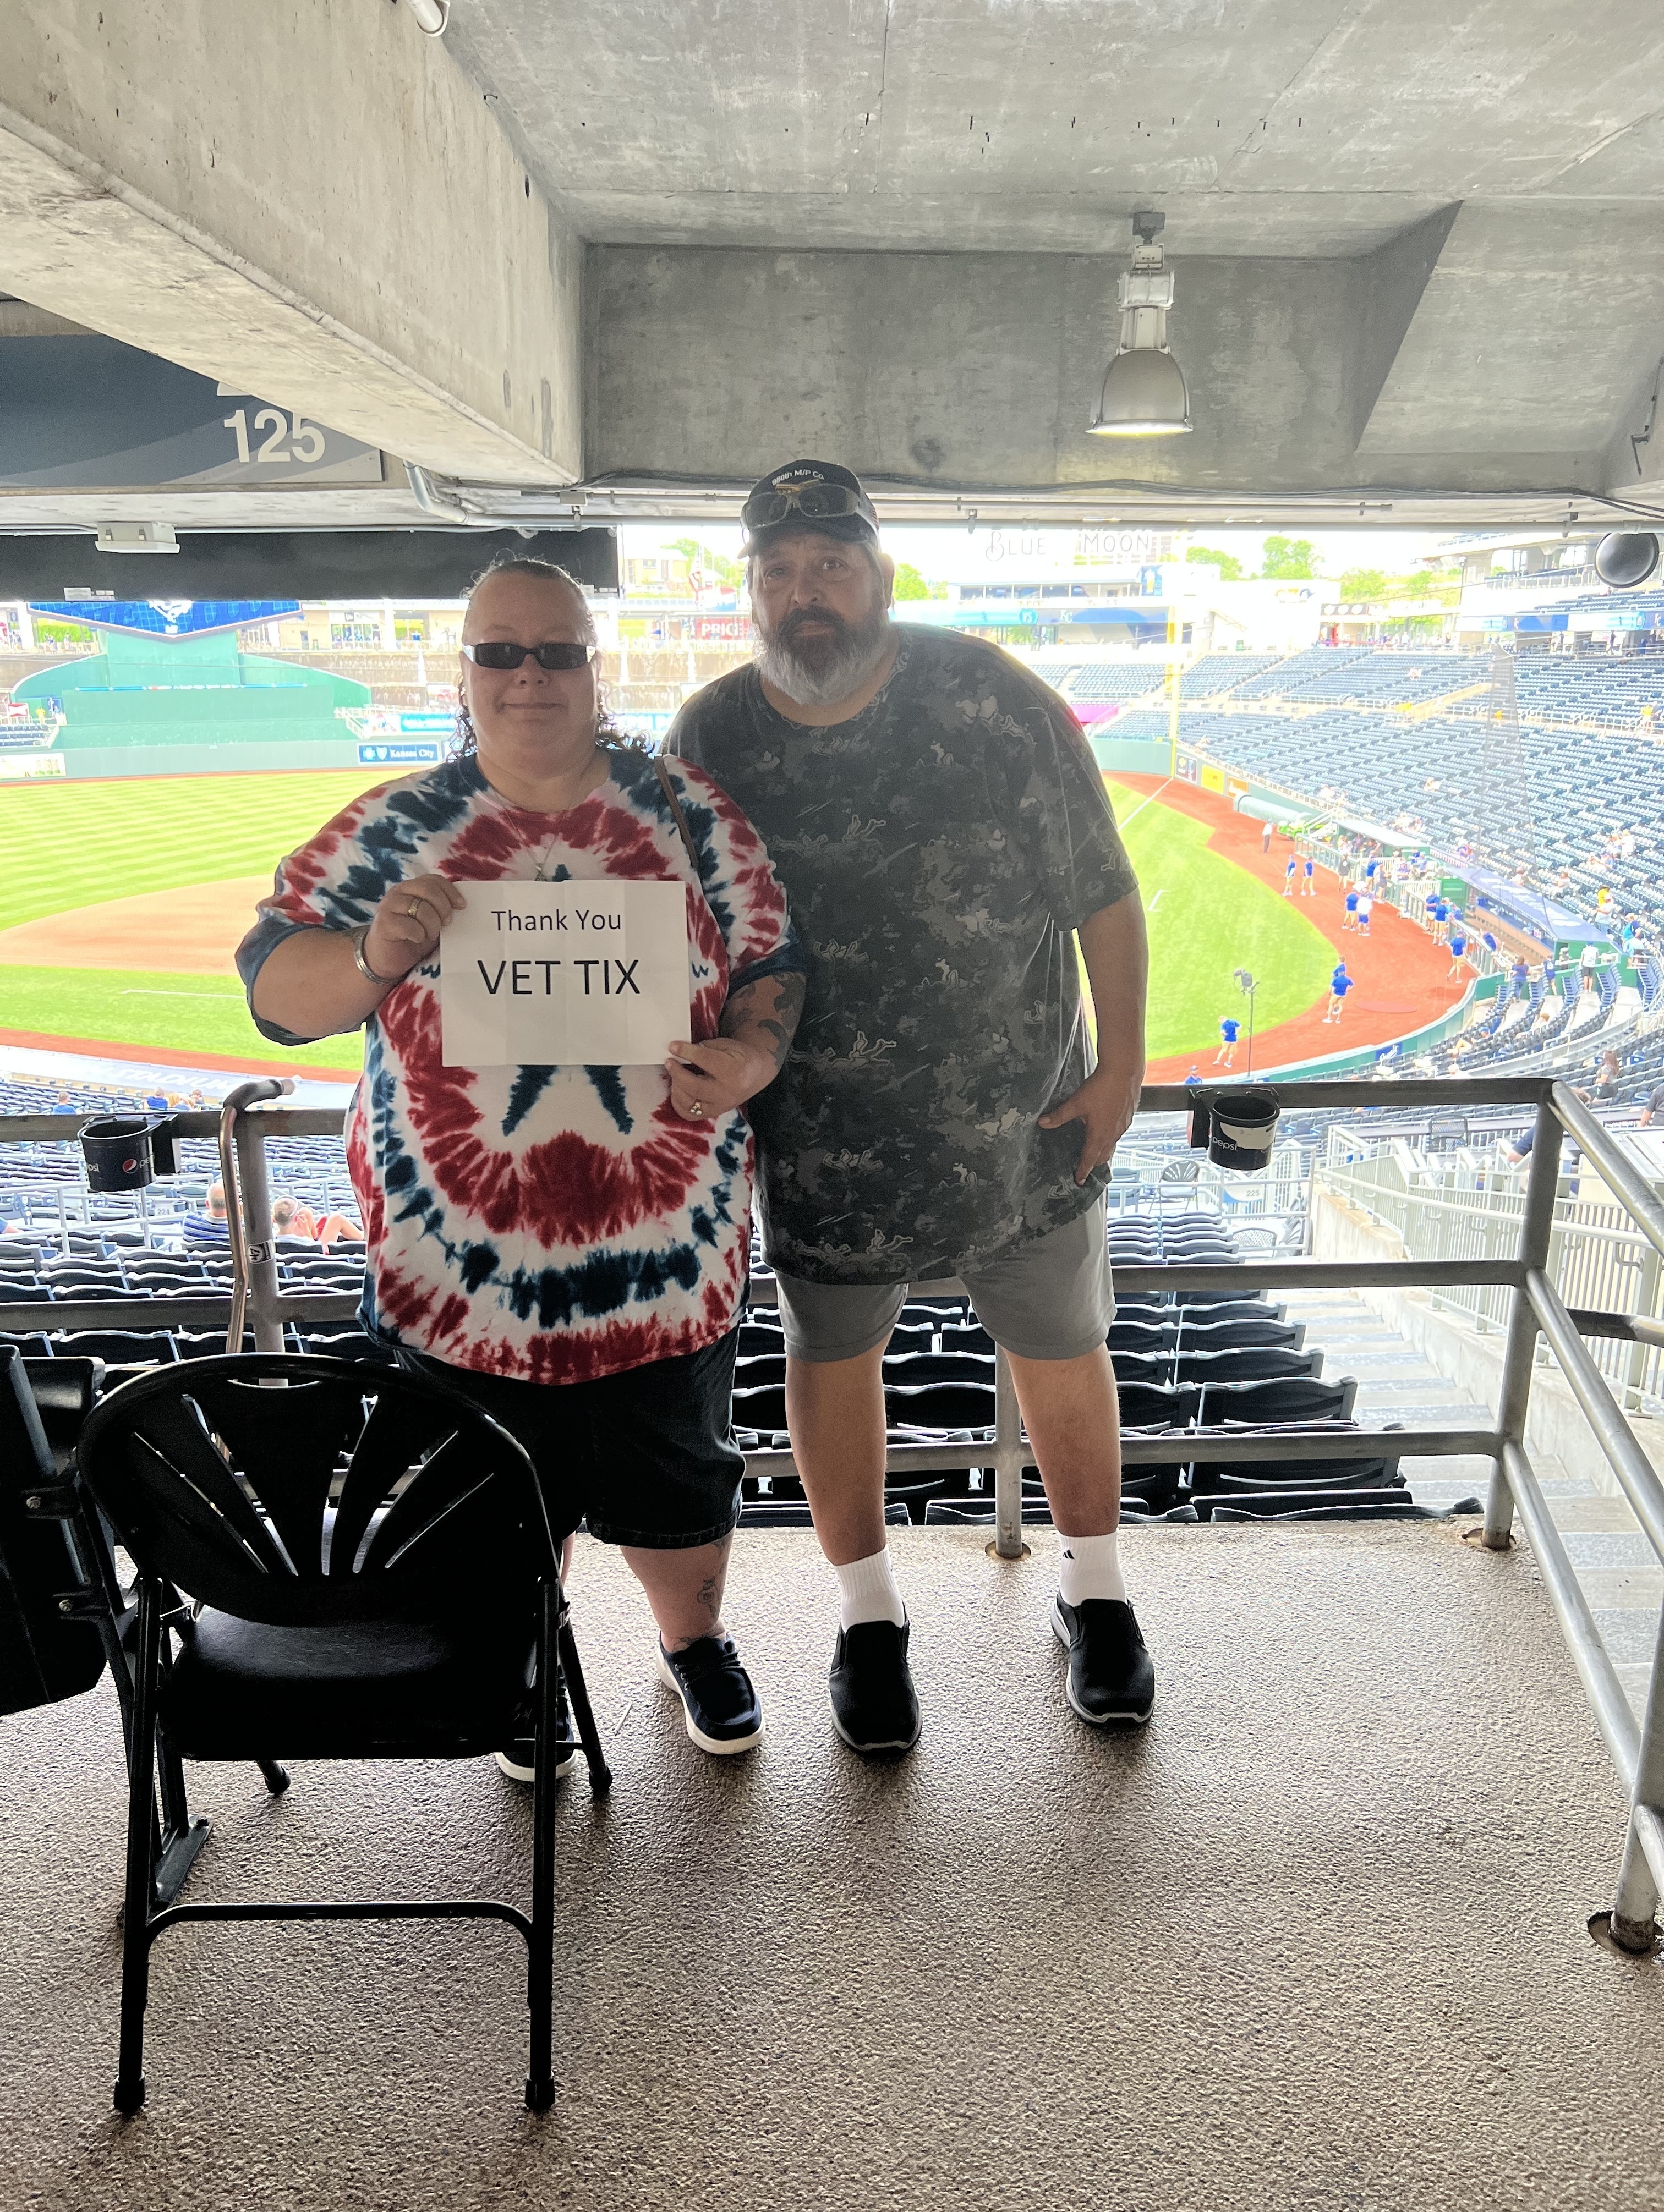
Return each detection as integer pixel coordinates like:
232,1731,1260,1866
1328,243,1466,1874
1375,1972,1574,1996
667,625,1139,1283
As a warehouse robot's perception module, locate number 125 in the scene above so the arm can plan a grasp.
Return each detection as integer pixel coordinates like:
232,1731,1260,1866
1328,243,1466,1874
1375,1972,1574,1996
221,408,326,465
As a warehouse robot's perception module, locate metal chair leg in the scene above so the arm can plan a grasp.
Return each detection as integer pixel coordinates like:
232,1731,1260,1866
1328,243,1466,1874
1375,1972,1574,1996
114,1580,161,2114
526,1582,557,2114
257,1758,291,1796
558,1611,611,1794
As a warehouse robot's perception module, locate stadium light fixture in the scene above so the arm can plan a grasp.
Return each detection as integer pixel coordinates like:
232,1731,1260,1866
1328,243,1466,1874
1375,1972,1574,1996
1088,212,1192,438
1594,531,1660,589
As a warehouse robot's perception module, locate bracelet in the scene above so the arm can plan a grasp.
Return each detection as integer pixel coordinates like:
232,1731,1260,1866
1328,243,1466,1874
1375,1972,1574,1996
349,925,399,987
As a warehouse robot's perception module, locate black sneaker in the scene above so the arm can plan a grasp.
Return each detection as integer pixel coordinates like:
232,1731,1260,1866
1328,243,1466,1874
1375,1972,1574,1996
494,1675,579,1784
1052,1595,1156,1725
658,1635,764,1755
829,1617,922,1755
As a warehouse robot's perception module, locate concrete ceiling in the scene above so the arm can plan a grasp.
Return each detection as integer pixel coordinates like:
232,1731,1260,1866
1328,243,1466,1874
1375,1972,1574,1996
0,1,1661,530
448,0,1664,255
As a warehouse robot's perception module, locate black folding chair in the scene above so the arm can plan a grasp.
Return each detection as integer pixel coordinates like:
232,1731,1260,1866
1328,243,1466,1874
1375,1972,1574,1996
77,1354,609,2116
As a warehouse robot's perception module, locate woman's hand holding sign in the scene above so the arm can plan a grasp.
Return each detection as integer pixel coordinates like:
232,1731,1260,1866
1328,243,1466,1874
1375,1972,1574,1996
363,874,466,981
665,970,806,1124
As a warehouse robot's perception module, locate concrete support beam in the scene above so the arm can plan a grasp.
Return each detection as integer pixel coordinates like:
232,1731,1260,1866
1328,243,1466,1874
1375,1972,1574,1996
0,1,580,484
586,236,1602,497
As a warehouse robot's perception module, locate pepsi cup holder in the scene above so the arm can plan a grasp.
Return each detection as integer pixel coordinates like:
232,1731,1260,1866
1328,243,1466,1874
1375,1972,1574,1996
1188,1086,1280,1173
78,1115,181,1194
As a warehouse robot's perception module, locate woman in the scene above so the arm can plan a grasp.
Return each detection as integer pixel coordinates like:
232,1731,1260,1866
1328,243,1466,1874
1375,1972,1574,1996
238,557,804,1771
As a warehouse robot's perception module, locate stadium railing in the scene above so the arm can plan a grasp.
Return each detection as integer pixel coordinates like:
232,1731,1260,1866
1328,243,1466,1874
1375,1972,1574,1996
4,1074,1664,1946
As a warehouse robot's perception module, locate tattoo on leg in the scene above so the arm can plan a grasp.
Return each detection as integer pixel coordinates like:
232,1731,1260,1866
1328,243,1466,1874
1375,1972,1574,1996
696,1573,721,1621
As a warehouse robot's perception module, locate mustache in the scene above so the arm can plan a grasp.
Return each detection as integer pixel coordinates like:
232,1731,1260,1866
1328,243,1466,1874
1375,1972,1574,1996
778,606,849,640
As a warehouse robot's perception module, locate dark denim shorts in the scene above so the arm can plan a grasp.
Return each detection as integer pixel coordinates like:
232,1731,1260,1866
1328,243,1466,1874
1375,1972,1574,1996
394,1331,743,1550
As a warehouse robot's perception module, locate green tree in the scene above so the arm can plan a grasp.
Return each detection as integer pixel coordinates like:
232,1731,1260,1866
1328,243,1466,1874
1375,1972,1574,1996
1185,545,1244,581
1337,567,1388,601
893,562,932,600
1259,535,1320,580
666,537,743,590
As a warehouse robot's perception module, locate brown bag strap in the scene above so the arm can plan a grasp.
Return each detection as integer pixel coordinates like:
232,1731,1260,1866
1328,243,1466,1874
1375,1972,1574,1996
653,752,703,879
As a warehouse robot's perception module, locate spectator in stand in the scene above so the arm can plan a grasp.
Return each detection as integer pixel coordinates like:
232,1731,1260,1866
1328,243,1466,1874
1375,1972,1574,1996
1578,1051,1623,1106
143,1090,169,1113
183,1183,231,1247
50,1091,76,1115
1356,891,1374,937
240,551,805,1773
1637,1080,1664,1128
1283,854,1298,899
1323,969,1353,1025
270,1194,318,1239
1509,955,1530,1000
1216,1016,1240,1069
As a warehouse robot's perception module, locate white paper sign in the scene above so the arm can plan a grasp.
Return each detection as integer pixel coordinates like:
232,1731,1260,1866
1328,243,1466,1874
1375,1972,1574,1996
439,880,691,1067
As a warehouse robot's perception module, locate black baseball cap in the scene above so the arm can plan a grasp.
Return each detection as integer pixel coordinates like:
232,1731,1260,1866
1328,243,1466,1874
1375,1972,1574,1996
740,459,880,552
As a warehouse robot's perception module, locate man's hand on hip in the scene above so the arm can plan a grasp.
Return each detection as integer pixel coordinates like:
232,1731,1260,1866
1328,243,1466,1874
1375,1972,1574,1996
1038,1055,1145,1185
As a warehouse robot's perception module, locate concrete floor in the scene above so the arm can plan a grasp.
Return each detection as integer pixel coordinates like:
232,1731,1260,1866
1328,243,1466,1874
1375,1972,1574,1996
3,1525,1663,2212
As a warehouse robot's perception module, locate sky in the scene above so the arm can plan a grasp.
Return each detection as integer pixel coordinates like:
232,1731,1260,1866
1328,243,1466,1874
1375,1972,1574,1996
618,523,1454,585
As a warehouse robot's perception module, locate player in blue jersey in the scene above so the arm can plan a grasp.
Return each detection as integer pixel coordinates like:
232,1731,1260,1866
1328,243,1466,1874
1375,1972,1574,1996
1216,1016,1240,1069
1323,970,1353,1024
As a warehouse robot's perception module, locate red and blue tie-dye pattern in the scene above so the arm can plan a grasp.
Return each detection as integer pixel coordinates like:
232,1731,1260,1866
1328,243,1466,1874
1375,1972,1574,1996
237,750,802,1386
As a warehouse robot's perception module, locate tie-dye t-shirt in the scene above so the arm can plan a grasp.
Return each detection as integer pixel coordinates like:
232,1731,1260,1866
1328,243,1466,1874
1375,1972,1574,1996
236,747,803,1386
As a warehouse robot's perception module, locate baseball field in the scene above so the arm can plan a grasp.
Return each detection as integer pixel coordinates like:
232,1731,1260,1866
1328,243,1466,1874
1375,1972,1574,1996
0,765,1377,1083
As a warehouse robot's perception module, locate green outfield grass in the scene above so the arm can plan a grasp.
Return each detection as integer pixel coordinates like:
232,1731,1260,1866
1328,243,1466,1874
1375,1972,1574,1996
0,765,1329,1075
0,767,384,930
0,769,385,1073
1106,780,1334,1060
0,963,363,1073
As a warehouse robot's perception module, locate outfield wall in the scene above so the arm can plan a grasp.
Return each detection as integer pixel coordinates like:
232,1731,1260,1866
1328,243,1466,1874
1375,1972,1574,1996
1087,735,1173,776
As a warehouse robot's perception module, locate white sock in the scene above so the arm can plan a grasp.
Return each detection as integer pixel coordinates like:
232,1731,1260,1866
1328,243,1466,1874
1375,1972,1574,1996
834,1548,906,1630
1057,1529,1126,1607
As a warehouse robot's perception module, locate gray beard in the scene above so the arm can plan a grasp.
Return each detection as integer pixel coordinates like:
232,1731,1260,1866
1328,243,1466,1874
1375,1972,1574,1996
756,610,891,708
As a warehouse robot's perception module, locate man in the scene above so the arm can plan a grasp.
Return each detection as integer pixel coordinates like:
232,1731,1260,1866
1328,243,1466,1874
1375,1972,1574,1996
669,459,1152,1751
1342,887,1359,932
1216,1015,1240,1069
1356,891,1373,937
1323,966,1353,1025
1261,819,1273,855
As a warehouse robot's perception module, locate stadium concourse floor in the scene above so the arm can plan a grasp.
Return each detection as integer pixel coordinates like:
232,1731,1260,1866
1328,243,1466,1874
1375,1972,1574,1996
5,1527,1663,2212
1122,775,1470,1082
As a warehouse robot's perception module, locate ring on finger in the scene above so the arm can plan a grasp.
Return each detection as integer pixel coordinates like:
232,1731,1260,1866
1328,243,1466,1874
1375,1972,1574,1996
404,898,423,920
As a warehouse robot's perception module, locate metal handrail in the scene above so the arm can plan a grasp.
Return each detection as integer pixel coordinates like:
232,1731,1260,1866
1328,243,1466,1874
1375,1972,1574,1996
4,1070,1664,1944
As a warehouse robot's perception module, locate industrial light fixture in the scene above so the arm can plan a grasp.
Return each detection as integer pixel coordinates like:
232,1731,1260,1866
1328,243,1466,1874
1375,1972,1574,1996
1088,211,1192,438
1594,531,1661,589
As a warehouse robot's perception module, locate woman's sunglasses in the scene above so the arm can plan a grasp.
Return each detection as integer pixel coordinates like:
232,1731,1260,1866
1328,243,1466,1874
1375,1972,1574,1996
740,481,864,530
461,641,594,672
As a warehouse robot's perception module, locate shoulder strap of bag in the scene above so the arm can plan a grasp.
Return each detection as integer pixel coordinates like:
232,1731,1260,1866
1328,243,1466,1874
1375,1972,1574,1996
652,751,703,880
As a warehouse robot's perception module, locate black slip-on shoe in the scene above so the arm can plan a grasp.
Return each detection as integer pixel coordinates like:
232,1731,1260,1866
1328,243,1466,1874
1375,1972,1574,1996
829,1617,922,1755
494,1683,579,1785
658,1635,765,1755
1052,1595,1156,1726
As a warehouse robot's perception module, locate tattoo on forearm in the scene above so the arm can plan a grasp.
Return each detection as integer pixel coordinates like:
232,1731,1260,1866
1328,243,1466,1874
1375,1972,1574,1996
721,970,806,1072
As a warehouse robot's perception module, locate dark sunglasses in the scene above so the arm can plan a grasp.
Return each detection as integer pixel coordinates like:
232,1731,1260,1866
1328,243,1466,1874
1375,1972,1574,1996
462,641,593,672
741,481,864,530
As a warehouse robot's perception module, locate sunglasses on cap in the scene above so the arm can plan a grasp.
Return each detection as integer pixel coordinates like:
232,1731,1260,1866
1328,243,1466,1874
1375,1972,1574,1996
741,480,866,531
461,641,594,672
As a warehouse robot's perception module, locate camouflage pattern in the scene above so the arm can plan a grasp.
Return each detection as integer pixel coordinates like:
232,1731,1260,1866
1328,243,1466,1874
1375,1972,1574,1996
667,625,1138,1284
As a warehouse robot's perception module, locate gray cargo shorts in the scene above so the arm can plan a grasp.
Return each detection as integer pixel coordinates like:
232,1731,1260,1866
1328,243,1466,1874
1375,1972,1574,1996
772,1198,1114,1364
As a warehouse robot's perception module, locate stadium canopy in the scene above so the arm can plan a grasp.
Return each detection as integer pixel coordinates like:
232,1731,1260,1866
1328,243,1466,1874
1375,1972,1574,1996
0,2,1662,553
